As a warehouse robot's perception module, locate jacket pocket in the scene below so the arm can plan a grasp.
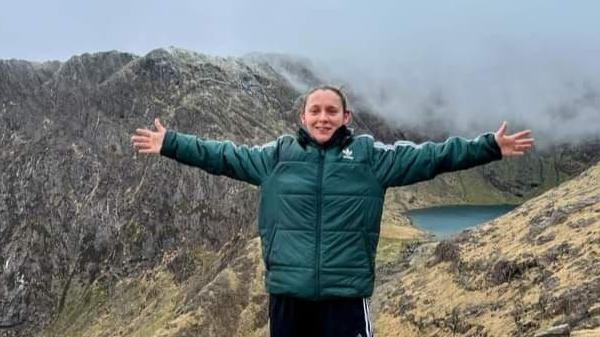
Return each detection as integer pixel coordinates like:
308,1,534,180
361,230,375,273
265,225,279,270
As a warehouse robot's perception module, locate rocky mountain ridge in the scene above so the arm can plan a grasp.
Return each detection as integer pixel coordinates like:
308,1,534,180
1,48,598,336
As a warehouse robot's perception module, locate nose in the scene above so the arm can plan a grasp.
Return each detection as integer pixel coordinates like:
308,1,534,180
316,111,329,122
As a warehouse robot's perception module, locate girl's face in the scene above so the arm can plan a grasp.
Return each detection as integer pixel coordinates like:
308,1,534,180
301,89,352,144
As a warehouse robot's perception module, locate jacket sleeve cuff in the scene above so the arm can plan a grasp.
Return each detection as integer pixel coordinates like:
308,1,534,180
160,129,177,158
484,132,503,160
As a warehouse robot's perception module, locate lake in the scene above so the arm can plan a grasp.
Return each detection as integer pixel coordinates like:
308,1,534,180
404,204,518,239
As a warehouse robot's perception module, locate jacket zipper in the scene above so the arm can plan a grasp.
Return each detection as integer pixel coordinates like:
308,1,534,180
315,148,325,298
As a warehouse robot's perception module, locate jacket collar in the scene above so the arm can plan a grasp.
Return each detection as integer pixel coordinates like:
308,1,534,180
297,125,354,149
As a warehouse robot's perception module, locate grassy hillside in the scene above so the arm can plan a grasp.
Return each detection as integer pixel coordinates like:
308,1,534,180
373,162,600,337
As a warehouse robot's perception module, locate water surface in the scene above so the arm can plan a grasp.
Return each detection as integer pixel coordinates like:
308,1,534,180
405,204,517,239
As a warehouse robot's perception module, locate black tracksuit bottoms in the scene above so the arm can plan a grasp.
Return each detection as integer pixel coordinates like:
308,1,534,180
269,294,374,337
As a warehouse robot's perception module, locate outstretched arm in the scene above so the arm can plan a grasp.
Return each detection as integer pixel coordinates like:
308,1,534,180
371,121,535,188
131,118,278,186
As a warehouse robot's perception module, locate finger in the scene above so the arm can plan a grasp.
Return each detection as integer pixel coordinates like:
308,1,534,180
497,121,508,136
509,129,532,139
131,137,152,145
515,138,535,144
131,135,152,142
504,151,524,157
135,128,154,137
139,148,157,154
515,142,534,148
514,144,532,151
132,142,153,149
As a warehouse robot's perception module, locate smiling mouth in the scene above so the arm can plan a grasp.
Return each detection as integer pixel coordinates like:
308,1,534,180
315,127,331,132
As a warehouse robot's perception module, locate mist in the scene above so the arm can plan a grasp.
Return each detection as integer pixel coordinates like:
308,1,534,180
311,39,600,146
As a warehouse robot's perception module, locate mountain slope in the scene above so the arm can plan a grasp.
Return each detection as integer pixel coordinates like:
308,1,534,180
373,162,600,337
38,162,599,337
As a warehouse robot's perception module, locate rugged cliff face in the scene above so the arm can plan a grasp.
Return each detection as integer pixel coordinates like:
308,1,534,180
0,48,298,336
0,48,411,336
0,48,598,337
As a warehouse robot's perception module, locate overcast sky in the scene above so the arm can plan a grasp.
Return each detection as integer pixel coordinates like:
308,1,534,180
1,0,599,143
1,0,598,62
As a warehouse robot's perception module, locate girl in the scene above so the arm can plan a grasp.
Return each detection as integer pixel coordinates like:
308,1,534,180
131,85,534,337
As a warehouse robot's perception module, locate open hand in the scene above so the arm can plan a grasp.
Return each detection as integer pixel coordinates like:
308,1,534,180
131,118,166,154
494,121,534,157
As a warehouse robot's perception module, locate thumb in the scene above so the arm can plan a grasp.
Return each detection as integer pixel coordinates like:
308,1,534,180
496,121,507,137
155,118,165,131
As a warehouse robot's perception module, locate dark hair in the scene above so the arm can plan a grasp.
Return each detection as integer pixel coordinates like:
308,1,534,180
297,85,349,115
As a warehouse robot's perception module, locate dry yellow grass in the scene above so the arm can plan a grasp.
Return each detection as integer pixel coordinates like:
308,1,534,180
373,163,600,337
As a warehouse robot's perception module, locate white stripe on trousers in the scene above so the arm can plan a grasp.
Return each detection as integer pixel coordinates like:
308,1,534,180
362,298,373,337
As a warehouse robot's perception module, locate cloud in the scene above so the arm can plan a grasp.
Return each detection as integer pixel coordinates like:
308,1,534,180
304,33,600,147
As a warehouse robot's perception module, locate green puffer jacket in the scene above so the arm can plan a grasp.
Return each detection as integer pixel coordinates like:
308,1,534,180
160,125,502,300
